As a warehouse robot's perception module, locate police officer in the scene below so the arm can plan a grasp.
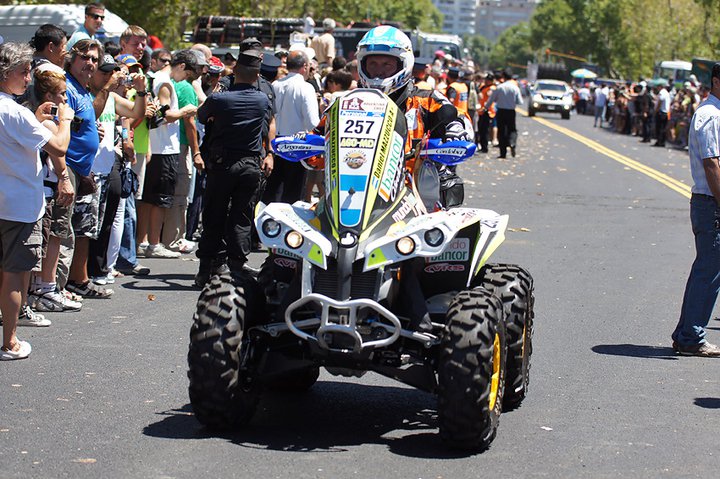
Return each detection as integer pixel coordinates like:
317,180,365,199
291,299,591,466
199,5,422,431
194,48,273,286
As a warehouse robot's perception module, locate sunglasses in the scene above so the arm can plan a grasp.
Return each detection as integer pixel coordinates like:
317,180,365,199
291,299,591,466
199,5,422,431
88,13,105,20
78,53,99,63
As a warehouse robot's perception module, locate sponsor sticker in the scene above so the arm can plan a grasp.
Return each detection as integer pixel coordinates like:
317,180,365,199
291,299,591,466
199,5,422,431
428,237,470,263
391,194,418,222
424,263,466,273
378,133,404,202
344,151,367,169
339,137,376,149
342,97,364,110
274,257,298,269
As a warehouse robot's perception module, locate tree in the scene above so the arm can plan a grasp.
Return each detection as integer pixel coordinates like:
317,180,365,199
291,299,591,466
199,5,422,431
489,22,534,72
464,34,493,70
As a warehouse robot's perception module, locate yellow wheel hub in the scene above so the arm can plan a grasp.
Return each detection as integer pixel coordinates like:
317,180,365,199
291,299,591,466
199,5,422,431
489,332,501,411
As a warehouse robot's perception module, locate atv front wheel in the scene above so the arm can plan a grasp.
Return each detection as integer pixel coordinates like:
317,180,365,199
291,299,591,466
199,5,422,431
187,274,262,429
437,289,507,450
477,264,534,410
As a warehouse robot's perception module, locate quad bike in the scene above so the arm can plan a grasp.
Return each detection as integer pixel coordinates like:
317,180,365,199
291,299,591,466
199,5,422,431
188,89,535,450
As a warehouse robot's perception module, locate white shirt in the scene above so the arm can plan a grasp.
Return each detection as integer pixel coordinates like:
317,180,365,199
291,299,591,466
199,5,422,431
92,93,116,174
657,88,671,113
149,70,180,155
273,72,320,136
487,80,523,110
689,93,720,196
0,93,52,222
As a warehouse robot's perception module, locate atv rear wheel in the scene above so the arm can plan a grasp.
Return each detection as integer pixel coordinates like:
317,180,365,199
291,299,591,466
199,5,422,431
477,264,534,410
437,289,507,450
187,274,262,429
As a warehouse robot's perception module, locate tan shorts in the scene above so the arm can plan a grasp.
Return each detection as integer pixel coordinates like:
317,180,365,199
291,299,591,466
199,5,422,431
0,219,42,272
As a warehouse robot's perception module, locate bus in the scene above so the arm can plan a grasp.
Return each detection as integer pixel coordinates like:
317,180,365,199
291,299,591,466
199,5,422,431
653,60,692,89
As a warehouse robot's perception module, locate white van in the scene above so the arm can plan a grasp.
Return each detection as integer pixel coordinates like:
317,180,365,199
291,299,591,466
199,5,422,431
0,4,128,44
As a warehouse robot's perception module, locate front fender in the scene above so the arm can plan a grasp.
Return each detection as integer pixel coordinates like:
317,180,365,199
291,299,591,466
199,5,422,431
255,201,333,269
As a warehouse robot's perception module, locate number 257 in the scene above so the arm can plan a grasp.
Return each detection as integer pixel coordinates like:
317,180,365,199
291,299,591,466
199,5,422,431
344,119,374,134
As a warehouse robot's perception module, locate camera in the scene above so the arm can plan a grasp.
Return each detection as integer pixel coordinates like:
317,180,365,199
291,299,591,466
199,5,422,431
71,116,84,133
122,76,134,87
49,105,58,116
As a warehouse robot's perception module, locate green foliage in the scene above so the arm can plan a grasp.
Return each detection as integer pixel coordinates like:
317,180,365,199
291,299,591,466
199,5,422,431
528,0,720,80
13,0,442,48
464,34,493,70
488,22,534,72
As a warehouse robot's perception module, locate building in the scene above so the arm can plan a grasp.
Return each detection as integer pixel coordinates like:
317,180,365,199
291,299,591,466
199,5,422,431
475,0,540,41
433,0,479,36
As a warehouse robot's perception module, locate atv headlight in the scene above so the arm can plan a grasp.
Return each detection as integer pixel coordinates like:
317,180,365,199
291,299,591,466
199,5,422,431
285,230,304,249
395,236,415,255
262,218,281,238
424,228,444,247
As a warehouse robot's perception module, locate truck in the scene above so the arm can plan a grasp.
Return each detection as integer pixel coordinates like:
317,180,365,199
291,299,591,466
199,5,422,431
691,58,718,88
189,16,465,64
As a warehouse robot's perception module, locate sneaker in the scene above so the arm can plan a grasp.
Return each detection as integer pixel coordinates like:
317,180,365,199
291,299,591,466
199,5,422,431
92,275,108,285
0,340,32,360
137,242,149,258
168,238,196,254
17,305,51,327
66,281,114,299
145,243,181,259
117,263,151,276
28,291,61,312
673,341,720,357
32,290,82,312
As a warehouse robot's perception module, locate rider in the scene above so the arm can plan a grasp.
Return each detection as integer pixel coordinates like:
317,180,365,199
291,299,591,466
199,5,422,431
355,26,467,164
331,26,468,208
355,26,468,331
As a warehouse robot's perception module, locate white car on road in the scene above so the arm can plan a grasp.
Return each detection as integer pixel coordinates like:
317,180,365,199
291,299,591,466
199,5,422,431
528,79,573,119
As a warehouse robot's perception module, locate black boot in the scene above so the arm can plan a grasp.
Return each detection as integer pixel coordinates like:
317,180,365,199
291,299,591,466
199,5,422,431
194,258,230,288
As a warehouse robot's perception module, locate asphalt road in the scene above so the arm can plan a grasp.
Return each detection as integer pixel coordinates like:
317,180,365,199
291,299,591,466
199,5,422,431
2,109,718,478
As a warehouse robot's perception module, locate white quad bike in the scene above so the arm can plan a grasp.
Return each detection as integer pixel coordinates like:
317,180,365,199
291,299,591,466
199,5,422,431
188,89,535,450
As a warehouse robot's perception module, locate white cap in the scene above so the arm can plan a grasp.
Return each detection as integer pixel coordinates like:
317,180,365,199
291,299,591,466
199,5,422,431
289,43,315,60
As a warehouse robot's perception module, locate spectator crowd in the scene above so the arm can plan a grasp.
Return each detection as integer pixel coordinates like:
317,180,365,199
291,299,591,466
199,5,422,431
572,77,707,149
0,3,519,360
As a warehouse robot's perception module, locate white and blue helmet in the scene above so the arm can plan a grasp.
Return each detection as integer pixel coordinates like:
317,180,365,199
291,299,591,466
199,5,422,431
356,26,414,95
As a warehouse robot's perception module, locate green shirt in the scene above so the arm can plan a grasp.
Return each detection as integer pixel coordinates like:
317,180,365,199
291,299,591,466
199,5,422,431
128,88,149,155
173,80,199,145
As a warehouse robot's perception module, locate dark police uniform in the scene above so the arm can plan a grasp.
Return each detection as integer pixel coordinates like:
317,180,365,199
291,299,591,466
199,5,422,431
196,51,268,277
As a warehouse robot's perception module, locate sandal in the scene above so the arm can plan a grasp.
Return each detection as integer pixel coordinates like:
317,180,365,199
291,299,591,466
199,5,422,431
65,281,114,299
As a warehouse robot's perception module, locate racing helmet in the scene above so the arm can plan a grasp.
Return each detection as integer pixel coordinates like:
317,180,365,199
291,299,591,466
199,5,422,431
356,26,414,95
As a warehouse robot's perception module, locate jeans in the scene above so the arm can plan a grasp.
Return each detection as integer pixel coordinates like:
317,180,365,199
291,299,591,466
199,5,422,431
673,194,720,345
594,104,605,126
116,193,137,269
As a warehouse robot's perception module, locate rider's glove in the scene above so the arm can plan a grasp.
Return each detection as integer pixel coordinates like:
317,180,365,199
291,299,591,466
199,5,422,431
443,121,469,142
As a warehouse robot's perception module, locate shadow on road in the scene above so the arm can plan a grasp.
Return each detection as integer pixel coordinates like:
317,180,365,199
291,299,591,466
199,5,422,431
143,381,482,458
694,397,720,409
121,274,198,292
591,344,678,360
